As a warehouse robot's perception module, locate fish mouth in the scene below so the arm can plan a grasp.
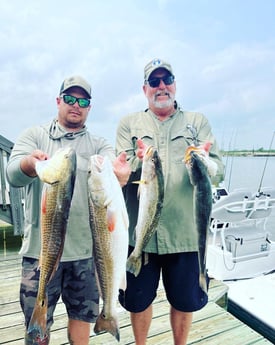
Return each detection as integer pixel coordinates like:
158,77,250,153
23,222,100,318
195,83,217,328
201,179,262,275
184,146,205,164
144,146,154,158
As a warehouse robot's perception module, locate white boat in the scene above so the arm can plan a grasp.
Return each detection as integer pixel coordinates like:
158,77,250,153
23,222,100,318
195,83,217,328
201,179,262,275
207,186,275,342
207,186,275,281
226,273,275,343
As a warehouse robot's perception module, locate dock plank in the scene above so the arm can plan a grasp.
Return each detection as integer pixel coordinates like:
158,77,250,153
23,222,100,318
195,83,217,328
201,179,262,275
0,252,272,345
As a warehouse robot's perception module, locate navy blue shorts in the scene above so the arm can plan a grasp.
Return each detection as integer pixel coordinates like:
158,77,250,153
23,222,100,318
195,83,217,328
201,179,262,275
119,247,209,313
20,257,99,332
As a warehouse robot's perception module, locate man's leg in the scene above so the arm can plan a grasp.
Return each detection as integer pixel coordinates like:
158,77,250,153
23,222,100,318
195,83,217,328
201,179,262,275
21,257,58,345
67,319,90,345
162,252,208,345
170,307,193,345
62,259,99,345
119,248,160,345
130,304,153,345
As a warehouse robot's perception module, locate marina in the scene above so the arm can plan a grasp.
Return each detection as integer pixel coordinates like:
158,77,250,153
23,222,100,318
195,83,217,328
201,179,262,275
1,136,275,344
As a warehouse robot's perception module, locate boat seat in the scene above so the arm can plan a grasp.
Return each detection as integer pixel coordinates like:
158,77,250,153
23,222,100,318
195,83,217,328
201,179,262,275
209,188,275,250
211,189,252,223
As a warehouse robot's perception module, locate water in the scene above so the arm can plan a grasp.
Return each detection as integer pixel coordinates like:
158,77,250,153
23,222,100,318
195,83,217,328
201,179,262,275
221,155,275,239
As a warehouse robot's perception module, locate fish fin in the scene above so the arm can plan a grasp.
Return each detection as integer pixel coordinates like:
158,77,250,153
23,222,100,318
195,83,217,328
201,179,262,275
122,211,129,231
132,227,137,242
37,256,42,271
107,208,116,232
126,253,142,277
119,273,127,291
48,244,64,282
94,311,120,342
132,179,147,185
48,262,60,282
94,267,103,298
133,180,147,199
144,252,149,266
27,296,48,340
199,274,208,295
41,189,47,215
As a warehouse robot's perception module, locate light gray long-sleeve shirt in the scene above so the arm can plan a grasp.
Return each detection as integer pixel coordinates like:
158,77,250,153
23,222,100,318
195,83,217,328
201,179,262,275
6,119,115,261
116,106,224,254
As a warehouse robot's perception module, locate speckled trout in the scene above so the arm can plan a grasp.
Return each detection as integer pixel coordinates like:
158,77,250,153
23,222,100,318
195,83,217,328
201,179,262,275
126,146,164,277
27,147,76,340
184,142,217,294
88,155,129,342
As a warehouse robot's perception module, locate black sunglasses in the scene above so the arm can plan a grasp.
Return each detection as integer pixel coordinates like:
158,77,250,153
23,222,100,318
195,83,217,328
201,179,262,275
62,94,91,108
146,75,175,88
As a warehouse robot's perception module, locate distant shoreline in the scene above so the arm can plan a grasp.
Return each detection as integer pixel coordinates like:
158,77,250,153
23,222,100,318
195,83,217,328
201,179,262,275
222,151,275,157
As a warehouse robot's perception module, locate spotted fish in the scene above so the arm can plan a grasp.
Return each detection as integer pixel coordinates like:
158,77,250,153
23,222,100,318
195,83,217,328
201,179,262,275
184,142,217,293
27,147,76,340
126,146,164,277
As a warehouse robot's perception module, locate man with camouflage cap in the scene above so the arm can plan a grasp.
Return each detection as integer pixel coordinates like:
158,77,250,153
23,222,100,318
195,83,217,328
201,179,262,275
7,75,130,345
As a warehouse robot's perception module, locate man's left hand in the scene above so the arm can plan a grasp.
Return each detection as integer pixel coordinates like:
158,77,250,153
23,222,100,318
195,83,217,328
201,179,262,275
113,152,131,187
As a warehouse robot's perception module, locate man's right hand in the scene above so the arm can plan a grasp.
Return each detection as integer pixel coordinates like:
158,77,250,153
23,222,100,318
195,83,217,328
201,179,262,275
20,150,49,177
136,138,148,160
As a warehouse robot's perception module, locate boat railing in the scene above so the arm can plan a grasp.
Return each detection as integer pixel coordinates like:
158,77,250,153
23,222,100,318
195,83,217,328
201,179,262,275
211,188,275,224
0,134,25,235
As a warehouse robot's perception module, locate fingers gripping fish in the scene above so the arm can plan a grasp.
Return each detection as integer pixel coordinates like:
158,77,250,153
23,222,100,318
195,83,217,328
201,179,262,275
184,142,217,294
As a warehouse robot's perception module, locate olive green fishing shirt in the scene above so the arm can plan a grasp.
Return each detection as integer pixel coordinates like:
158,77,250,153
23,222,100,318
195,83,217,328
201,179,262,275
116,105,224,254
6,119,115,261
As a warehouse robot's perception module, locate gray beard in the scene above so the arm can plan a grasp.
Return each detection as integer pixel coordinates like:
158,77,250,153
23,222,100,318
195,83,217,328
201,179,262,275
153,98,174,109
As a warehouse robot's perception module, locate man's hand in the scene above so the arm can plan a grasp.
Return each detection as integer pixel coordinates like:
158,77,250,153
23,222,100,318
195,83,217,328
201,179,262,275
113,152,131,187
20,150,49,177
136,138,148,160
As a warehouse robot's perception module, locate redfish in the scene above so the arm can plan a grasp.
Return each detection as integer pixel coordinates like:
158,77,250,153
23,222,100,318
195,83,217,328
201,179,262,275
27,147,76,340
88,155,129,342
184,142,217,294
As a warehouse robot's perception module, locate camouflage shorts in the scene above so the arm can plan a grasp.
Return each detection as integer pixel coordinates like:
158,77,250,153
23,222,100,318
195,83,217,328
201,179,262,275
20,257,99,331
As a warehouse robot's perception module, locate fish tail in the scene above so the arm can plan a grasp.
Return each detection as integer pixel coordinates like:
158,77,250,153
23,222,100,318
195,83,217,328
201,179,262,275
94,312,120,342
27,297,48,340
126,253,142,277
199,273,208,295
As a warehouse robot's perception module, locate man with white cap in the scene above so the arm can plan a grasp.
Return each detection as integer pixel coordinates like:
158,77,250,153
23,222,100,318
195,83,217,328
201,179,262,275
116,59,224,344
7,75,130,345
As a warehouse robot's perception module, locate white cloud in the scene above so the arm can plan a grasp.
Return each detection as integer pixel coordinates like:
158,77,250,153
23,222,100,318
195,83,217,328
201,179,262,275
0,0,275,150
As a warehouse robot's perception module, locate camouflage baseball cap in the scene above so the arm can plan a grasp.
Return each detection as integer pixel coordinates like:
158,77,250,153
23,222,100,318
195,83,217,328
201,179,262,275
144,58,174,81
59,75,91,99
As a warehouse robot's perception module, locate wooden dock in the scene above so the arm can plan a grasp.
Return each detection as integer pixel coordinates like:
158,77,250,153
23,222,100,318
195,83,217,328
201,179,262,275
0,252,272,345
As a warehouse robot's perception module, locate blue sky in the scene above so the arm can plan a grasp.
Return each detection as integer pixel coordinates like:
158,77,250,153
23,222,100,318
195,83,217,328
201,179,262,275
1,0,275,150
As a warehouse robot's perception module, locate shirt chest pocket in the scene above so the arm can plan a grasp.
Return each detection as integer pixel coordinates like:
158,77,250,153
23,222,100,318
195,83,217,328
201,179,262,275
171,129,194,164
130,128,156,149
